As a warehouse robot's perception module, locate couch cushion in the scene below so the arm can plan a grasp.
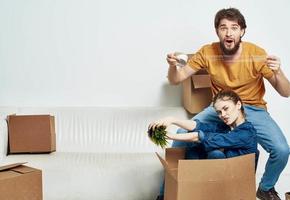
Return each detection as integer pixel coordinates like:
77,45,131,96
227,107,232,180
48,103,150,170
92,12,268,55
2,152,164,200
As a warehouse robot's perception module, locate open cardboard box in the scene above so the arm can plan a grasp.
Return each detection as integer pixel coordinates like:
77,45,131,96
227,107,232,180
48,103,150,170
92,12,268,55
182,54,212,114
156,148,256,200
7,115,56,154
0,163,42,200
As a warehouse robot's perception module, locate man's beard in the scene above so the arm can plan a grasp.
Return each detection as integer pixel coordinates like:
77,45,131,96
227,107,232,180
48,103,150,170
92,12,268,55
220,38,241,55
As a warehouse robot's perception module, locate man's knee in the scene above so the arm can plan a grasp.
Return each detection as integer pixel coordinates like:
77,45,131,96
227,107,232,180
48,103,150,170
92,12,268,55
271,145,289,161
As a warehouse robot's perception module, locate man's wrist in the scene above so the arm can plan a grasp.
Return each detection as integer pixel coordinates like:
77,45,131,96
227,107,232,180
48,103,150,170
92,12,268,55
274,68,282,75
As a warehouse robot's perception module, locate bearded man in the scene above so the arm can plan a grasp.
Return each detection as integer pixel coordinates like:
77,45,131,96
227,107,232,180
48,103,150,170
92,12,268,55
157,8,290,200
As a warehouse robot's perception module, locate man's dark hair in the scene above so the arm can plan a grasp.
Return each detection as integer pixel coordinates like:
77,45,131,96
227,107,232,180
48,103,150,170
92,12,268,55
214,8,247,30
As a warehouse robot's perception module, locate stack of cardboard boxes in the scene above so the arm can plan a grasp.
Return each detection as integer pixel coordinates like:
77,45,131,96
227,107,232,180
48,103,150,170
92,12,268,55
1,114,56,200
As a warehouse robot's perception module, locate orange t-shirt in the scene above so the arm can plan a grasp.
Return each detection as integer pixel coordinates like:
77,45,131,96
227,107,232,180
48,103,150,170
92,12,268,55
187,42,274,109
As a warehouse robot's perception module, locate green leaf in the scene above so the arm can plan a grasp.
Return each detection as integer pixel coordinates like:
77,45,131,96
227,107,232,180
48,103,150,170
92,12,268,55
147,125,168,148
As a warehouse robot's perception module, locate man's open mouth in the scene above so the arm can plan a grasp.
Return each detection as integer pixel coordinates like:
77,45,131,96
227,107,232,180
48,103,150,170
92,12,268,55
224,39,234,46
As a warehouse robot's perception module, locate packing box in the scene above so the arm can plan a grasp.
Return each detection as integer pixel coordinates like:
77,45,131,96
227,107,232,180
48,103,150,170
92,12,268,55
182,69,212,114
286,192,290,200
7,115,56,153
156,148,256,200
182,54,212,114
0,163,42,200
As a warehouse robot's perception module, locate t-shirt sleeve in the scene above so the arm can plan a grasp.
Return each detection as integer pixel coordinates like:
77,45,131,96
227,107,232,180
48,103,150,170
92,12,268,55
187,47,207,71
254,47,274,79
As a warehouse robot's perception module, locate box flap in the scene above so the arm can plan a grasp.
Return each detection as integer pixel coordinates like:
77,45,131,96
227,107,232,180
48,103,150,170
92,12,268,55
0,171,22,180
165,148,186,168
156,152,169,171
0,163,27,172
156,153,178,181
11,165,37,174
182,70,212,114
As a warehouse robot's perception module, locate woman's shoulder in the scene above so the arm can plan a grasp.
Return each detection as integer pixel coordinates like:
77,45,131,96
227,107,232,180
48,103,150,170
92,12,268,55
238,121,257,132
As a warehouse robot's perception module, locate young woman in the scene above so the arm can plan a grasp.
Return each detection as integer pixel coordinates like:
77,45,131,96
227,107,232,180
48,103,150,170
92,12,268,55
150,90,258,200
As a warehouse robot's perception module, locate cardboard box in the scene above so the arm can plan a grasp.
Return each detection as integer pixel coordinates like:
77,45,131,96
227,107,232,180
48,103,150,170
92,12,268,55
286,192,290,200
7,115,56,153
0,163,42,200
156,148,256,200
182,69,212,114
182,54,212,114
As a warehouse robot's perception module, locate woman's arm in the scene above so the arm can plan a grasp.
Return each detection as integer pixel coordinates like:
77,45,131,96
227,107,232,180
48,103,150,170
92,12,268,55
149,116,197,131
166,53,197,85
166,132,199,142
266,55,290,97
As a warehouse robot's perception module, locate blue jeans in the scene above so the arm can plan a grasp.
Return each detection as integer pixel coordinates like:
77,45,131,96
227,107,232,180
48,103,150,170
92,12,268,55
159,105,289,195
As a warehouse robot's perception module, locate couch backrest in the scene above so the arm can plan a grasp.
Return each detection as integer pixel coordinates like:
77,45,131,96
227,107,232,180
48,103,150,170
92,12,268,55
1,107,188,153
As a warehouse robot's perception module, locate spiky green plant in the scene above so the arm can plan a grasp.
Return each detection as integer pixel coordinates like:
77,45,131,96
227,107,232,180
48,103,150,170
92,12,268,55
147,125,168,148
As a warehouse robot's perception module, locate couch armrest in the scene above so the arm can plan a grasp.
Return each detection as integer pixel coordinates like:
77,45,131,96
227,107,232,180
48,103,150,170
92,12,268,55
0,107,18,160
0,118,8,161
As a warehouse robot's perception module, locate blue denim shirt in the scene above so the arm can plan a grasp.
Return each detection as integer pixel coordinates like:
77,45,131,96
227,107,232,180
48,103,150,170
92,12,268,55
194,119,258,158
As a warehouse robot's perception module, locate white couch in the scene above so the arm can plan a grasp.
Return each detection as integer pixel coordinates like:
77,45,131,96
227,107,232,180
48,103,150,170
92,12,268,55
0,106,188,200
1,106,289,200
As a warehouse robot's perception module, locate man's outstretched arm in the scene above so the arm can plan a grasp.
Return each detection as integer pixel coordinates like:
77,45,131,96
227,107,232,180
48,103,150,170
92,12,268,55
267,55,290,97
167,53,198,85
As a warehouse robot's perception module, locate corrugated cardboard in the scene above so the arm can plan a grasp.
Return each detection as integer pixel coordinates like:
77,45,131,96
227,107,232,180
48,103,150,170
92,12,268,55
0,163,43,200
286,192,290,200
182,54,212,114
157,148,256,200
7,115,56,153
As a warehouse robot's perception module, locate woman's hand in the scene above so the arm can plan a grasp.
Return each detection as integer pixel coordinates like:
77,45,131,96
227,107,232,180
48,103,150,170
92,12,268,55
148,116,176,131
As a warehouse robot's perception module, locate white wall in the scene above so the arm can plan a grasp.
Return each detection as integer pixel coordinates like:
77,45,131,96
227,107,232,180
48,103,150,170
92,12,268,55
1,0,290,194
0,1,289,121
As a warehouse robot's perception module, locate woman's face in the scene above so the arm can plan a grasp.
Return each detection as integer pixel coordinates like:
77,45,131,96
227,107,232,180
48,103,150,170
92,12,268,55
214,98,242,126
